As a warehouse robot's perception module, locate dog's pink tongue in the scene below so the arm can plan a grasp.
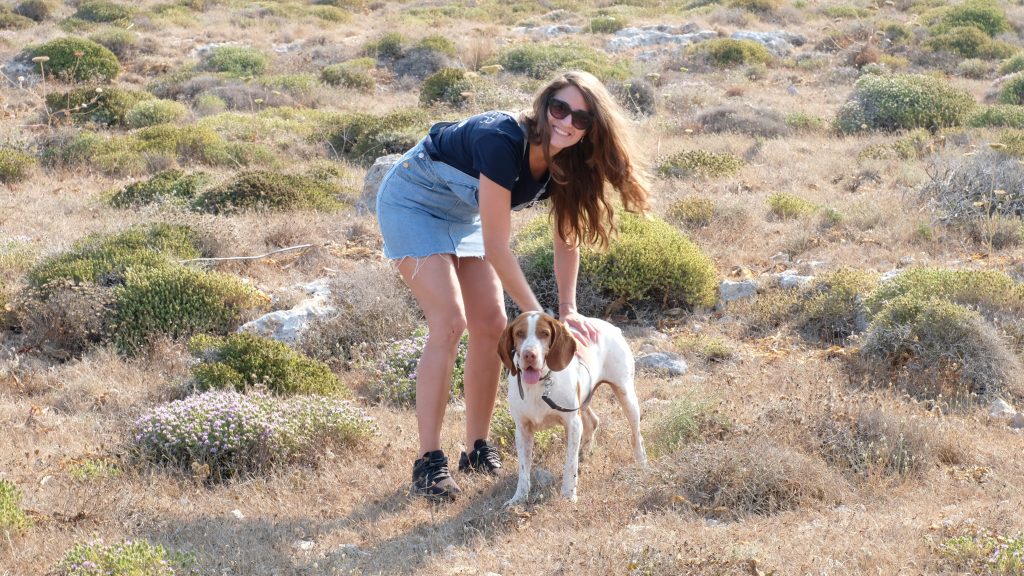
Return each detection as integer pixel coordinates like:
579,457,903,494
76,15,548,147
522,368,541,385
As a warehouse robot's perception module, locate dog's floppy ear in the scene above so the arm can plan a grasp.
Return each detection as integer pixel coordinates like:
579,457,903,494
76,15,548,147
546,316,577,372
497,319,518,376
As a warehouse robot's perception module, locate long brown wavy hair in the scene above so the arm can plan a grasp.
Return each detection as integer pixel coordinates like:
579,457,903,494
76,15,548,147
522,70,650,248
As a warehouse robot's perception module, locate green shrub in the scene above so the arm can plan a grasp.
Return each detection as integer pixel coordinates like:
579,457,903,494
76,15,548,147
367,332,467,406
125,99,188,128
88,28,137,60
516,213,719,315
203,45,269,77
998,53,1024,75
726,0,780,12
494,42,628,81
363,32,404,60
192,170,345,214
933,524,1024,575
836,73,976,133
589,15,626,34
0,479,30,533
785,112,827,132
68,458,120,481
321,58,376,91
698,106,790,138
489,402,560,456
14,0,53,22
189,333,344,396
134,390,374,478
0,148,35,184
935,0,1009,38
865,267,1021,317
924,150,1024,227
667,197,716,228
647,396,731,458
690,38,773,68
955,58,992,78
0,10,34,29
415,35,457,58
800,268,879,344
27,223,202,290
110,169,210,208
54,539,194,576
998,74,1024,105
111,265,269,354
927,25,994,58
768,192,818,219
259,73,318,95
27,37,121,82
45,86,152,127
324,108,429,164
419,67,473,107
194,92,227,116
820,5,870,18
74,0,132,22
309,4,350,22
658,150,744,179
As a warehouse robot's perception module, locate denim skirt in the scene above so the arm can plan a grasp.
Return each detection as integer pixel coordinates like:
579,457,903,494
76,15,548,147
376,138,484,259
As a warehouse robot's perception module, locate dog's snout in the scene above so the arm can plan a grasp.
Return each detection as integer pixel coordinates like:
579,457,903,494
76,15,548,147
521,347,538,365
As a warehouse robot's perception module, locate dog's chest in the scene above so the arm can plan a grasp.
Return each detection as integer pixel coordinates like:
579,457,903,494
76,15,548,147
508,360,592,428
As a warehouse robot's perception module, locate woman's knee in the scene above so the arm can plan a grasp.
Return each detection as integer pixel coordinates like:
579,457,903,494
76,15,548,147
427,314,468,349
468,309,508,341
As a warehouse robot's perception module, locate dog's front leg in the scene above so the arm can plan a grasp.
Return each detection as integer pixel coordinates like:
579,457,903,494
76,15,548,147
504,423,534,507
561,414,583,502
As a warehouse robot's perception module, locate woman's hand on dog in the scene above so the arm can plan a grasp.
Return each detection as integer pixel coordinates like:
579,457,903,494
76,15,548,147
562,311,599,345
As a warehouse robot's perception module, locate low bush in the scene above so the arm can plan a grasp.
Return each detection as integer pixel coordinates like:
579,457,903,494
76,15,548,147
366,332,467,406
925,149,1024,224
697,105,791,138
45,86,152,127
26,37,121,83
0,479,30,534
324,108,429,164
689,38,773,68
190,333,344,396
768,192,818,219
613,78,656,116
14,0,53,22
955,58,991,78
0,10,34,29
489,402,560,456
134,390,374,478
493,42,628,81
785,112,827,133
88,28,137,60
53,540,195,576
646,396,731,458
865,267,1022,316
926,25,1008,59
967,105,1024,128
726,0,780,12
192,170,346,214
111,265,269,354
74,0,132,22
667,197,716,228
415,35,457,58
110,169,210,208
658,150,744,179
589,14,626,34
998,54,1024,75
934,0,1010,38
419,67,473,108
13,282,115,360
321,58,376,91
799,268,878,344
363,32,404,60
835,73,975,133
0,148,35,184
203,45,269,77
932,524,1024,575
998,74,1024,106
125,99,188,128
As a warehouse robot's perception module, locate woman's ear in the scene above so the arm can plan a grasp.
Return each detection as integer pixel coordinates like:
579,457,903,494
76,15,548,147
546,317,577,371
497,320,518,375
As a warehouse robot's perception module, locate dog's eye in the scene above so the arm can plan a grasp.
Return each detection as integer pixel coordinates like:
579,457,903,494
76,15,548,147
515,329,526,339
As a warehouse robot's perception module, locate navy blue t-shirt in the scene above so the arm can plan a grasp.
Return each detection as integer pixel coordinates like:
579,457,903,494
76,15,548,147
426,111,550,210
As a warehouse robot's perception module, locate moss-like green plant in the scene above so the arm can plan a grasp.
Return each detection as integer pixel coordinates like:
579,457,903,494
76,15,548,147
0,148,35,184
321,58,376,91
192,170,346,214
27,37,121,82
54,539,194,575
189,333,345,396
419,67,473,107
324,108,429,164
768,193,818,219
667,197,716,228
112,265,269,354
800,268,879,343
27,223,202,290
727,0,780,12
494,42,629,81
690,38,773,68
110,169,210,208
125,99,188,128
658,150,744,179
835,73,976,133
926,25,1015,59
45,86,152,126
968,104,1024,128
74,0,133,22
14,0,53,22
203,45,269,77
0,479,30,534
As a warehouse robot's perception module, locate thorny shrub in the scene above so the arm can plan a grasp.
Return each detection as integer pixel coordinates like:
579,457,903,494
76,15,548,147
657,150,744,179
697,105,791,138
202,45,269,77
798,267,879,344
646,396,731,458
73,1,133,23
835,73,975,133
26,37,121,83
320,58,376,91
0,148,35,184
45,86,152,127
419,67,474,108
110,169,211,208
54,539,197,576
191,170,346,214
492,43,629,81
324,108,429,165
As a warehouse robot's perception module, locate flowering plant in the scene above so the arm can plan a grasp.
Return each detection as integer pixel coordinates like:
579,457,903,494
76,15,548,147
367,332,467,406
54,539,197,576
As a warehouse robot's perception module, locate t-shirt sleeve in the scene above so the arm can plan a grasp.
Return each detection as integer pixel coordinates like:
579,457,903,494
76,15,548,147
472,129,522,191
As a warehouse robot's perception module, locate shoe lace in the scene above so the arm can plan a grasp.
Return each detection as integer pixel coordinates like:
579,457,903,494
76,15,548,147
425,456,452,483
475,443,501,470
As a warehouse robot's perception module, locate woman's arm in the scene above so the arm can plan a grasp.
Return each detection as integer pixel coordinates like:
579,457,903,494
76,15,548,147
553,229,600,342
479,174,543,313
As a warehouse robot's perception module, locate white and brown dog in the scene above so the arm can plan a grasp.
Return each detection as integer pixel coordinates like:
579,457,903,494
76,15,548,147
498,311,647,506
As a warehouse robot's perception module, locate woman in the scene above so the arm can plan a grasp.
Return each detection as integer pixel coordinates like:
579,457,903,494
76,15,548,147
376,70,650,501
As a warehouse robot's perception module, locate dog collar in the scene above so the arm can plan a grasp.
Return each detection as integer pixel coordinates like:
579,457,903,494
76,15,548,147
513,364,594,413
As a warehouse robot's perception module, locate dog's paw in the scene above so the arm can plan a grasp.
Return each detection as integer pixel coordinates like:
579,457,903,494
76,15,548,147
503,496,527,510
560,489,578,502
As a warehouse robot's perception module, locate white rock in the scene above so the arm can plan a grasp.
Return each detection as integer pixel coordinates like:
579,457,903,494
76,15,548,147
360,154,403,215
719,280,758,302
292,539,315,551
636,352,689,377
231,509,245,519
1010,414,1024,429
238,279,336,343
336,543,368,557
778,273,814,290
606,27,717,52
990,398,1017,419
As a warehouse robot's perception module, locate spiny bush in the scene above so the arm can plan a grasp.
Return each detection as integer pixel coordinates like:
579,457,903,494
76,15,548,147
74,0,133,22
366,332,467,406
324,108,429,164
926,25,1013,59
203,45,269,77
932,523,1024,575
799,268,879,344
320,58,376,91
727,0,780,12
646,396,731,458
589,14,626,34
14,0,53,22
998,74,1024,105
27,37,121,82
0,479,30,534
111,265,269,354
658,150,744,179
0,10,34,29
768,192,818,219
45,86,152,127
998,54,1024,75
134,390,374,478
924,149,1024,223
13,282,115,360
667,197,716,228
0,148,35,184
54,539,196,576
967,105,1024,128
614,78,656,116
110,169,210,208
415,35,457,58
88,28,137,60
493,42,629,81
125,99,188,128
865,266,1023,317
189,333,344,396
955,58,990,79
933,0,1010,38
785,112,827,133
192,170,346,214
689,38,773,68
363,32,404,60
697,105,791,138
516,213,719,316
835,73,975,133
419,67,473,108
27,223,202,290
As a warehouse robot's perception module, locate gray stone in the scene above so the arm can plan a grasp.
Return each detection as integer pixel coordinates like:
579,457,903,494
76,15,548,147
770,252,791,263
719,280,758,302
238,279,335,343
990,398,1017,419
513,24,582,38
1011,414,1024,429
777,272,814,290
606,27,717,52
360,154,402,215
636,352,689,377
730,30,805,56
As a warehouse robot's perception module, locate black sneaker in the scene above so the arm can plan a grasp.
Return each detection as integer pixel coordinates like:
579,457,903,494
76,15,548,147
411,450,461,502
459,439,502,475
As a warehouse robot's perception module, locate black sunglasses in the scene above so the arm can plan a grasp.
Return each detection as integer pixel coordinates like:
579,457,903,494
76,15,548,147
547,97,594,131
